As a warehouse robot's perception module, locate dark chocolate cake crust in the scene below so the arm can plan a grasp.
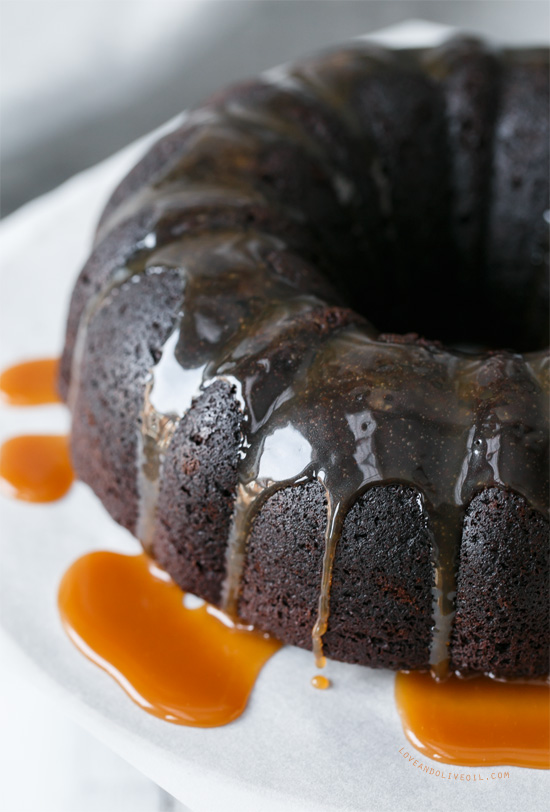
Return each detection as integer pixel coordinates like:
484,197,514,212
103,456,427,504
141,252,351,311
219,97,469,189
61,36,549,679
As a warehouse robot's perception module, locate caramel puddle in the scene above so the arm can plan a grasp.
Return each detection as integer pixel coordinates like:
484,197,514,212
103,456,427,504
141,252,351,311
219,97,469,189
58,551,282,727
0,434,74,502
395,670,550,769
0,359,61,406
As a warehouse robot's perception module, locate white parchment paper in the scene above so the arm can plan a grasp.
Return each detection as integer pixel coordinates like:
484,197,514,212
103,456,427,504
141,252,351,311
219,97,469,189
1,22,548,812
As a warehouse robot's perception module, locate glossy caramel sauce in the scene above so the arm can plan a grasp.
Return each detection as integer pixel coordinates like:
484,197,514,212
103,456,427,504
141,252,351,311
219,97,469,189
311,675,331,690
395,670,550,769
0,434,73,502
58,551,282,727
0,359,61,405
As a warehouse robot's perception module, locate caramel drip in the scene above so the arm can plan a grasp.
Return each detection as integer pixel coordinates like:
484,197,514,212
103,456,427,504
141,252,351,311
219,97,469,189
428,510,463,678
0,434,74,502
58,552,281,727
135,377,181,554
0,358,61,406
395,671,550,769
311,675,331,690
312,494,344,668
135,324,206,552
221,480,266,617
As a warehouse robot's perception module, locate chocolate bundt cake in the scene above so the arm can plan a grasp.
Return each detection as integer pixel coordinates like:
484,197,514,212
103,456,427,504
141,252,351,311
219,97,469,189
59,36,549,680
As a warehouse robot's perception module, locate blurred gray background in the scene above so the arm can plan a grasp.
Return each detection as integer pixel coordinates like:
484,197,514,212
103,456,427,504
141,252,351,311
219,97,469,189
1,0,549,217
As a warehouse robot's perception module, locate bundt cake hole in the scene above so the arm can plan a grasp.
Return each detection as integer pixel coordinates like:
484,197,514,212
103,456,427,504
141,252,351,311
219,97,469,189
340,261,548,353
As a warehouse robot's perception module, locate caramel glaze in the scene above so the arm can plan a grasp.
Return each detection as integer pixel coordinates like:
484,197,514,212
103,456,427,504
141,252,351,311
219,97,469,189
0,359,61,406
395,671,550,769
60,39,549,679
58,551,281,726
0,434,73,502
